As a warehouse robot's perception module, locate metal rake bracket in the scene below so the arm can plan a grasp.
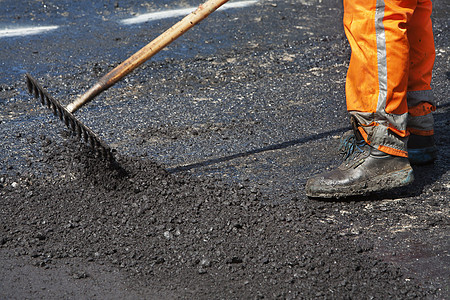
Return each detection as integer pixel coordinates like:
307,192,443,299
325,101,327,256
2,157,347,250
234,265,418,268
26,74,114,161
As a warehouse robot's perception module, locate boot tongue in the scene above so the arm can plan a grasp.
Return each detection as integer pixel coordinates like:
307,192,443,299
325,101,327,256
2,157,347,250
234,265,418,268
350,116,365,144
349,118,389,157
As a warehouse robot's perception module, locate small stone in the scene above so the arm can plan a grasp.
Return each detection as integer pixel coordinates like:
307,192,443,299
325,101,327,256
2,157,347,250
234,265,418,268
73,272,89,279
200,258,211,268
163,231,172,239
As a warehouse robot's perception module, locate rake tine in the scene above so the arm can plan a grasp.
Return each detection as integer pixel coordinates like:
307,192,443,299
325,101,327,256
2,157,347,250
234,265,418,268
76,123,83,139
68,115,76,131
56,105,64,121
39,89,46,105
82,128,89,143
26,77,32,94
33,86,42,104
39,91,45,105
63,110,70,127
25,74,114,161
45,93,52,110
51,99,58,116
89,136,97,150
31,84,37,96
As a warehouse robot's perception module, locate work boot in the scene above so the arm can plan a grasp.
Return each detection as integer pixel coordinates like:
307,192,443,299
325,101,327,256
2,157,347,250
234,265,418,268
306,128,414,199
407,134,437,165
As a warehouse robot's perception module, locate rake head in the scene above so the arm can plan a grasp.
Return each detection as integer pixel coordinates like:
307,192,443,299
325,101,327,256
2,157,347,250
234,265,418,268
25,74,114,161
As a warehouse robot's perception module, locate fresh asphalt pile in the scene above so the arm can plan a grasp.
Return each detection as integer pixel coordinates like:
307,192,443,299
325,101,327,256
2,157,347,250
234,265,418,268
0,138,439,299
1,0,449,299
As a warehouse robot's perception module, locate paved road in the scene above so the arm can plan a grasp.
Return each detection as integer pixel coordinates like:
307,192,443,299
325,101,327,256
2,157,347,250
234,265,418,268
1,0,449,298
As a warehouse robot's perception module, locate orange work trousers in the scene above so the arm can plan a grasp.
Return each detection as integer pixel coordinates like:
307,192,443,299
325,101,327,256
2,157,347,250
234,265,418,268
343,0,435,157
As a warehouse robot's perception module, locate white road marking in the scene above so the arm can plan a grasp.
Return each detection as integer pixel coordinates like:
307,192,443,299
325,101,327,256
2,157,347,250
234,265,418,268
121,0,258,25
0,26,59,38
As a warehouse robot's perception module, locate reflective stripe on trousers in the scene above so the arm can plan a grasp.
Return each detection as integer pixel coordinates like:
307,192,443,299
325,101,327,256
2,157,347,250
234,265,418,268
343,0,435,157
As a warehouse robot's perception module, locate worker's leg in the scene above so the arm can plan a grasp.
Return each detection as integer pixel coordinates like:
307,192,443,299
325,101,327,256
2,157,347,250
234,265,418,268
344,0,418,157
406,0,437,164
306,0,418,198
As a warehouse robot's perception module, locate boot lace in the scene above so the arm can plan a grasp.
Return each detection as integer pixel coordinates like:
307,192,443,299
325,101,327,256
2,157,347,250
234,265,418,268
338,132,366,162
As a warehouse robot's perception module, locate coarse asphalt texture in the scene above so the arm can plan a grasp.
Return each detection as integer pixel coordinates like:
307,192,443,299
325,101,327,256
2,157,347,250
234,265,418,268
1,0,449,299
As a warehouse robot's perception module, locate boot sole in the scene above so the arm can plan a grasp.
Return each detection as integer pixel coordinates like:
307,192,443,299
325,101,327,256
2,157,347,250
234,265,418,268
307,167,414,199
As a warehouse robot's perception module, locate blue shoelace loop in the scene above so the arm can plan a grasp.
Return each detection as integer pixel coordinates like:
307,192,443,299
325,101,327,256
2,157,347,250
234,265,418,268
338,133,366,161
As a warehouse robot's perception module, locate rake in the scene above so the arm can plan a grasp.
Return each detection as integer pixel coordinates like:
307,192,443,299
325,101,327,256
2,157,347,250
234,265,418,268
26,0,230,160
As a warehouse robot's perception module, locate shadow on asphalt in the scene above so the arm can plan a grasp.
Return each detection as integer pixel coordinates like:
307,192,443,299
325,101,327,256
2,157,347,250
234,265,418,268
168,126,351,173
168,105,448,203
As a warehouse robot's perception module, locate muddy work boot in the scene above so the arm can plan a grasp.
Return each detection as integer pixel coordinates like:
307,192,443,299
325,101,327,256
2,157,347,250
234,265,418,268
407,134,437,165
306,132,414,199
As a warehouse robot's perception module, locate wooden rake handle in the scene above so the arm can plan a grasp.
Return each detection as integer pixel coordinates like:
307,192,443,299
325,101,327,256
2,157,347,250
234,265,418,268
66,0,230,113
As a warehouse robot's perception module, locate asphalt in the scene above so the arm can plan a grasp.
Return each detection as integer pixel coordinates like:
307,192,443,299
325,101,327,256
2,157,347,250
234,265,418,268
0,0,449,299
